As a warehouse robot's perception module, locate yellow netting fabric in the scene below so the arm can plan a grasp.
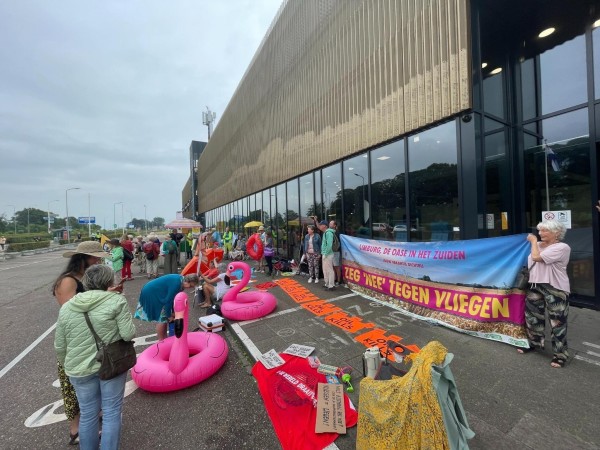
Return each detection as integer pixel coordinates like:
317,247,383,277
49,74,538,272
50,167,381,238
356,341,450,450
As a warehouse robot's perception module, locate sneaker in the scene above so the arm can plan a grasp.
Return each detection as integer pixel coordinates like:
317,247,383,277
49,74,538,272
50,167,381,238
308,278,313,283
314,278,319,283
327,286,336,291
334,282,340,287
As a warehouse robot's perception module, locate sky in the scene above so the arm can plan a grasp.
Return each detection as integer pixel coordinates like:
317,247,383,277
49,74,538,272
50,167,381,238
0,0,283,230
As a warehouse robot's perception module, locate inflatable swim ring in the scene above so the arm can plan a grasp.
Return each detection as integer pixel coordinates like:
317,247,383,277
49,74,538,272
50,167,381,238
221,261,277,321
246,234,264,261
132,292,228,392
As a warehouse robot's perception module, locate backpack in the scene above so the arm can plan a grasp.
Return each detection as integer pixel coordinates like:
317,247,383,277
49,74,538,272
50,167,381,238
123,248,134,261
144,242,155,260
332,232,340,252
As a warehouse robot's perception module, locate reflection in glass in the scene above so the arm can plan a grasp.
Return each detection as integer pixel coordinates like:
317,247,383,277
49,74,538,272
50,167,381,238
595,27,600,99
408,121,459,242
321,164,342,227
523,117,592,296
484,131,511,237
286,179,300,260
371,140,405,241
275,184,286,257
342,154,369,238
520,58,537,121
299,173,315,223
483,69,505,119
540,35,586,115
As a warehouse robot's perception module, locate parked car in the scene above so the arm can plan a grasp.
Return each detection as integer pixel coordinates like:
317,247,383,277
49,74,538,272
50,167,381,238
372,223,390,232
393,223,417,232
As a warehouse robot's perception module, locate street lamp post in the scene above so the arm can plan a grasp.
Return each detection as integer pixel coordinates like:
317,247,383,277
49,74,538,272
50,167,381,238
65,187,80,243
48,200,59,234
354,173,366,224
121,203,125,237
6,205,16,235
113,202,123,234
144,205,148,233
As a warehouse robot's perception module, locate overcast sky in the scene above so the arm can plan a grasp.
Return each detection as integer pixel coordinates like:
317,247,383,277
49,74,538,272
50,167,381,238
0,0,282,230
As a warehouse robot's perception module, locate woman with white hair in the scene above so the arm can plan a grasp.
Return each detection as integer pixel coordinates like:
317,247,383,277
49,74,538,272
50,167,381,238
518,220,571,368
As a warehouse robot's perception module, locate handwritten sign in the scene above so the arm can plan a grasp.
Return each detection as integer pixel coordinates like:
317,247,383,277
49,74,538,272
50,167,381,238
315,383,346,434
258,349,285,369
282,344,315,358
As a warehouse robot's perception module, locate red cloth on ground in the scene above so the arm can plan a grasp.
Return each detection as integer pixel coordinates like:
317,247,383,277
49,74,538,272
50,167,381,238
252,354,357,450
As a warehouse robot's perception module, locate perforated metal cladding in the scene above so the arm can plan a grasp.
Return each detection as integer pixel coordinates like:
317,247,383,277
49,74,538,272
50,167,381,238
197,0,471,213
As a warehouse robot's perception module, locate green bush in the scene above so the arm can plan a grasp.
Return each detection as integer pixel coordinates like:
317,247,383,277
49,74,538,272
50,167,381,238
8,241,51,252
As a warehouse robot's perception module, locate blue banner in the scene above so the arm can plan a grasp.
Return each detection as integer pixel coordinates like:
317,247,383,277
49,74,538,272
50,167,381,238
341,234,530,289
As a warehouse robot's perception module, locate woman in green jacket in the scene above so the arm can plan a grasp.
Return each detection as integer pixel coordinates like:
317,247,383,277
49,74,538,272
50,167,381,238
106,238,124,284
54,264,135,450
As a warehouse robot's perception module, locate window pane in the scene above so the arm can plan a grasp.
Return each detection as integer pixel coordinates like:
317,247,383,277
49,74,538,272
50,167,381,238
483,69,505,119
540,35,587,115
286,179,300,261
342,153,369,238
275,184,286,257
409,121,459,242
594,27,600,99
321,164,342,227
371,140,405,241
484,130,512,237
523,108,593,297
521,58,537,121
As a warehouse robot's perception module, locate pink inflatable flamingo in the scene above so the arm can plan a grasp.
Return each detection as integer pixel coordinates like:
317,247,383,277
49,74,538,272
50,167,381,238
132,292,228,393
221,261,277,321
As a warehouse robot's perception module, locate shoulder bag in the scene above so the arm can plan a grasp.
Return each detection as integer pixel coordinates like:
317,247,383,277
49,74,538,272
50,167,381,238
83,312,136,380
515,262,536,290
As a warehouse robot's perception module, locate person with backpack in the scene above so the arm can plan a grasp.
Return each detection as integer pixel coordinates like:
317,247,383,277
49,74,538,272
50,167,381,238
318,220,336,290
161,234,179,274
120,235,135,281
144,237,160,279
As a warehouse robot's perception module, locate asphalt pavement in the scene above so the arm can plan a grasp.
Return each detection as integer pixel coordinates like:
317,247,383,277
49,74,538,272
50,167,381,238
1,249,600,449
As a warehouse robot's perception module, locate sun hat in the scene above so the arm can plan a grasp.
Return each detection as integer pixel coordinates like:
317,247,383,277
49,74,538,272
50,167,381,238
258,225,265,231
62,241,107,258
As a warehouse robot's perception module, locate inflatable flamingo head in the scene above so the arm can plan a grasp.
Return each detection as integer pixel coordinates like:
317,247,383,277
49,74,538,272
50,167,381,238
226,261,250,277
173,292,188,338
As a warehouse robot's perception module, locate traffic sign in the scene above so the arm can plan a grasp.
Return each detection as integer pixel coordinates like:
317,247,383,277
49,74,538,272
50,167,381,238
78,216,96,224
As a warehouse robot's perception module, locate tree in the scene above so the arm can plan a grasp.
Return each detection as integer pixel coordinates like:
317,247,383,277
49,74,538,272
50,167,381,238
151,217,165,228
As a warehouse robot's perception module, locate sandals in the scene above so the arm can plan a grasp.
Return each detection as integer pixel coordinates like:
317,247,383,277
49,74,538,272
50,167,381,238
551,356,566,368
68,433,79,445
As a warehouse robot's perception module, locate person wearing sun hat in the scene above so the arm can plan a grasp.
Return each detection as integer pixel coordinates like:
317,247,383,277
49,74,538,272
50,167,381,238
52,240,111,445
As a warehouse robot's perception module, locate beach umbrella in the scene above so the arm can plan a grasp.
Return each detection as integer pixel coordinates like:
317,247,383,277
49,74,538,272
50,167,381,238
165,218,203,229
244,221,263,228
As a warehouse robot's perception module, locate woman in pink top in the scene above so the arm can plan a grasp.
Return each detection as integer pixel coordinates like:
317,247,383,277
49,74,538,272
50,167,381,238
518,220,571,368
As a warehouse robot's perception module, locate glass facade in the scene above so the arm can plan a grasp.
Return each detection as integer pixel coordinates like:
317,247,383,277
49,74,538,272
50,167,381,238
202,0,600,308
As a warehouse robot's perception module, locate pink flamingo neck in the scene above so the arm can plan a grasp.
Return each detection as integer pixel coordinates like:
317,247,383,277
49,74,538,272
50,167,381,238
223,262,251,302
168,294,189,375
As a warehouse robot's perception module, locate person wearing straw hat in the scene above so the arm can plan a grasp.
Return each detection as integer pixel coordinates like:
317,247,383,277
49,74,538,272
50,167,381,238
52,241,112,445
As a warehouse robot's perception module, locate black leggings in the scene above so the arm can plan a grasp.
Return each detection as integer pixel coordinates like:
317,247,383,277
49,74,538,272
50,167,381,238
265,256,273,274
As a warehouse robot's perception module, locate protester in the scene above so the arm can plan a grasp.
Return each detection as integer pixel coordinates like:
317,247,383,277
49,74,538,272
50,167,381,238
329,220,343,286
120,235,135,281
211,227,222,247
303,225,321,283
134,236,146,274
0,235,5,251
318,220,336,290
518,220,571,368
161,234,179,274
199,263,231,307
222,226,233,258
52,241,109,445
134,273,199,340
54,264,135,450
106,239,124,285
256,225,266,272
144,237,160,279
263,229,275,276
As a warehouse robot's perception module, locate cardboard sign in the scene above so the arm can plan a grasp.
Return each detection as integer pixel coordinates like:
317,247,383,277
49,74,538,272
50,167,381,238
258,349,286,369
315,383,346,434
282,344,315,358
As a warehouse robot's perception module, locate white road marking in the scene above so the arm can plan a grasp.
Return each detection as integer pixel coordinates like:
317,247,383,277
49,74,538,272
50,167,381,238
230,323,262,360
574,355,600,367
0,323,57,379
583,341,600,350
0,257,61,272
585,350,600,358
237,293,357,326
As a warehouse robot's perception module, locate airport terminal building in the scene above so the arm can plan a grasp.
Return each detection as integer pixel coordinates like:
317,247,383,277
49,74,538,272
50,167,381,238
193,0,600,308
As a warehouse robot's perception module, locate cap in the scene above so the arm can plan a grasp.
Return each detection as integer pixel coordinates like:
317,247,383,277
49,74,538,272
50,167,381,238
319,220,328,226
62,241,107,258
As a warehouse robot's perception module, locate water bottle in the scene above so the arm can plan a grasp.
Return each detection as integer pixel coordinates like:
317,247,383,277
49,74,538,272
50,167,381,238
364,347,381,378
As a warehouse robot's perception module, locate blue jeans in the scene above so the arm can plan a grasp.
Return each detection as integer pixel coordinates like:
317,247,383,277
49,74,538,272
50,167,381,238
69,372,127,450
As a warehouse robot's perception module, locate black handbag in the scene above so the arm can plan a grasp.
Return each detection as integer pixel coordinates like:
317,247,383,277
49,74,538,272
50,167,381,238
374,341,408,380
84,312,136,380
515,262,536,290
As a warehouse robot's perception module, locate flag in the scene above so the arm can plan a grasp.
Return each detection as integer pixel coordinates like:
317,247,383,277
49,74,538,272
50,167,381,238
545,143,560,172
100,234,111,252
